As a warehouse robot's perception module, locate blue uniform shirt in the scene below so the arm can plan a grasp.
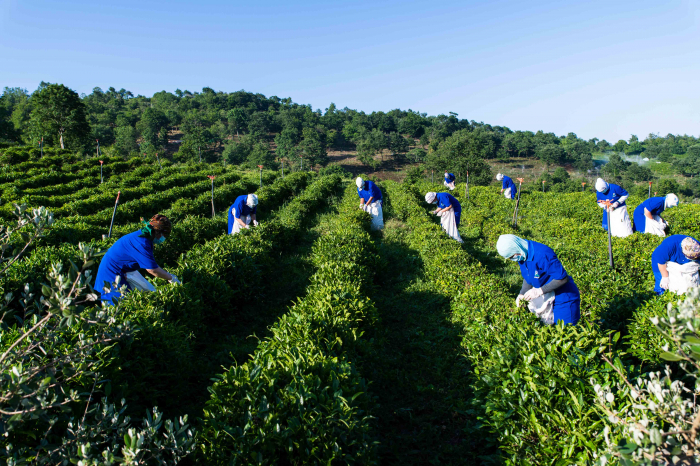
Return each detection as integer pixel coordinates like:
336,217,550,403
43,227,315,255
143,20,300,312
357,180,382,203
436,192,462,226
518,240,580,325
596,183,628,231
445,173,455,183
633,197,665,233
651,234,699,294
502,175,517,199
94,230,159,304
228,195,257,234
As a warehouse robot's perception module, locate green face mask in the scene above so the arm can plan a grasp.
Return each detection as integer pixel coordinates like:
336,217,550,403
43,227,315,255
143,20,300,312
153,236,166,245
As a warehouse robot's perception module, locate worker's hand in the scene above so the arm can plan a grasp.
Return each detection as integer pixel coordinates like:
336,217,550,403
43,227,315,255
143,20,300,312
359,203,364,209
660,276,670,290
612,202,620,209
523,287,544,301
169,274,181,285
253,220,259,226
245,224,250,229
515,295,525,307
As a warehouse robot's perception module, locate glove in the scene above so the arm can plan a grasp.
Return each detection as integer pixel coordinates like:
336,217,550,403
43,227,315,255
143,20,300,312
660,276,670,290
244,224,250,229
612,202,620,209
430,209,438,215
523,287,544,301
515,295,525,307
253,220,259,226
169,274,181,285
359,203,365,209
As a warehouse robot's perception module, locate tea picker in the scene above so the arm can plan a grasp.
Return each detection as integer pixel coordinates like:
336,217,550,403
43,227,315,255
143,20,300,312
497,173,517,199
425,191,462,243
444,172,456,191
356,177,384,230
496,234,580,325
95,214,180,305
595,178,633,238
651,235,700,295
633,194,679,237
228,194,259,234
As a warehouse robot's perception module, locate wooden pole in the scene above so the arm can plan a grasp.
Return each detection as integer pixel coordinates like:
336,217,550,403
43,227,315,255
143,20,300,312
512,178,524,227
107,191,121,238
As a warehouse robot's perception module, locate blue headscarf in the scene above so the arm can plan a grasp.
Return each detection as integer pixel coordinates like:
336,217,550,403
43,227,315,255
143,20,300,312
496,234,529,261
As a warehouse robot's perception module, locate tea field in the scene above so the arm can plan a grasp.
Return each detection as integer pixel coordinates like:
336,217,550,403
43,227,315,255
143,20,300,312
2,149,700,464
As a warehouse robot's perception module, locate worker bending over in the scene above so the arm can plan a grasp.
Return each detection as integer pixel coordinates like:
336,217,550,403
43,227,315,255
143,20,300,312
496,234,580,325
633,194,679,236
497,173,517,199
95,214,180,305
228,194,258,234
444,172,456,191
425,191,462,243
356,177,384,230
595,178,633,238
651,235,700,295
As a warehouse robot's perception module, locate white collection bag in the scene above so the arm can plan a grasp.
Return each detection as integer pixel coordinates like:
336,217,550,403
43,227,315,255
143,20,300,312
439,210,463,243
125,271,156,292
527,291,556,325
644,215,666,237
608,205,633,238
444,180,455,191
361,201,384,230
230,208,252,235
666,261,700,294
503,187,512,199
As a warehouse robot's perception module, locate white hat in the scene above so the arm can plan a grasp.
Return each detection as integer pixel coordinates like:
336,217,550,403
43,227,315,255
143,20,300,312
246,194,258,208
595,178,608,193
355,177,364,189
425,192,437,204
496,173,503,181
665,193,679,208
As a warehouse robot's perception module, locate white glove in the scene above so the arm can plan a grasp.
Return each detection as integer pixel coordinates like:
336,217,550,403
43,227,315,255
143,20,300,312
660,276,670,290
253,220,259,226
244,224,250,229
430,209,438,215
523,287,544,301
612,202,620,209
360,203,365,209
169,274,181,285
515,295,524,307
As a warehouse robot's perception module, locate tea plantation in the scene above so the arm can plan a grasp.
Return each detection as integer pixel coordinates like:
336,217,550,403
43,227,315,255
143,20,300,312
2,148,699,464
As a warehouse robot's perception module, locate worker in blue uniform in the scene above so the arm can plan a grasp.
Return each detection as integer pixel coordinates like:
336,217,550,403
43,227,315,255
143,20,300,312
95,214,180,305
356,177,384,229
633,194,679,236
444,172,456,191
651,235,700,294
425,191,463,242
497,173,517,199
595,178,633,237
496,234,580,325
228,194,258,234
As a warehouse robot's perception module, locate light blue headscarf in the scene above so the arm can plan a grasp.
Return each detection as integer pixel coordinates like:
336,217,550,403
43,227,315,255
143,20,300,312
496,234,529,261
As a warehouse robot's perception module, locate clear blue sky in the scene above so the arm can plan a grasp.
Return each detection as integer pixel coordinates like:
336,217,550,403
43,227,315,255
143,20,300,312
1,0,698,142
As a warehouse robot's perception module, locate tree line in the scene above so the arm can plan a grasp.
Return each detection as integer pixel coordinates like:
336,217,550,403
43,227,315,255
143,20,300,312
1,83,699,178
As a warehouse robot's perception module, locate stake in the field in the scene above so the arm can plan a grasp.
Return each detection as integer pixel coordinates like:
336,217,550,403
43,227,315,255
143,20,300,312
582,182,586,192
300,156,303,171
99,160,103,183
258,165,263,187
107,191,121,238
208,175,216,218
96,139,100,157
542,180,545,192
155,153,162,170
512,178,524,227
465,171,470,200
281,160,284,178
648,181,652,199
602,200,615,269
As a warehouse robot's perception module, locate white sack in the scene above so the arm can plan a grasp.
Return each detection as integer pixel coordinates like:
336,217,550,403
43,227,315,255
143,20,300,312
362,201,384,231
608,205,633,238
439,210,463,243
444,180,455,191
125,271,156,292
666,261,700,294
644,214,666,237
503,187,512,199
230,208,252,234
527,291,556,325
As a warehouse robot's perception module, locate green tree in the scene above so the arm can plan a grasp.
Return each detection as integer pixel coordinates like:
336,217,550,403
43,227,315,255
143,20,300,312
536,144,565,166
227,107,248,137
425,129,493,185
29,83,90,149
388,132,409,157
298,127,328,168
136,107,168,150
114,125,139,156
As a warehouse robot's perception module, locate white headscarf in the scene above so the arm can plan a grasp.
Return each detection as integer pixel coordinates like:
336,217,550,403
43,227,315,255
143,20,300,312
496,234,530,261
246,194,258,208
425,192,437,204
595,178,609,193
665,193,679,208
355,177,364,189
496,173,504,181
